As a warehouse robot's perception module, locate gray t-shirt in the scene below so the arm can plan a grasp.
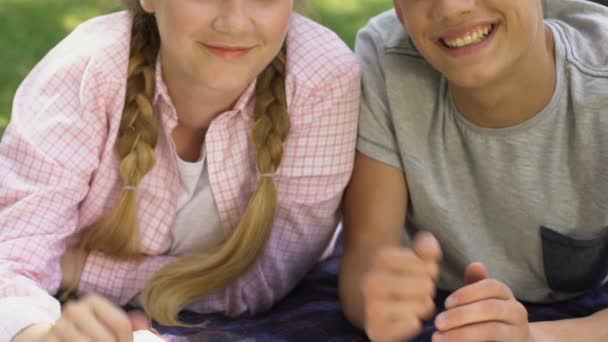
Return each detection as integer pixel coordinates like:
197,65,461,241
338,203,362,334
356,0,608,302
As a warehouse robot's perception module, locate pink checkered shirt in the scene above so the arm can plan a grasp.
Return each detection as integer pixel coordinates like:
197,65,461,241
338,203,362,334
0,11,360,340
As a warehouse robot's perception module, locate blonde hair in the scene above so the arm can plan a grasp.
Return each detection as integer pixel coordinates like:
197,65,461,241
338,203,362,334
69,0,290,325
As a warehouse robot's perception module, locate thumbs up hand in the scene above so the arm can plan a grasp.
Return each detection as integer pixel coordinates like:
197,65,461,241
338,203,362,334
362,232,442,342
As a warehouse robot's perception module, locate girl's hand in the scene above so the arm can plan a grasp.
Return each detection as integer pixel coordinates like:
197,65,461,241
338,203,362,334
14,294,152,342
433,263,533,342
362,232,442,342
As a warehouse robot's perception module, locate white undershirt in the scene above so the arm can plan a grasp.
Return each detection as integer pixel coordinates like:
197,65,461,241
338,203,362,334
161,144,226,256
163,144,340,259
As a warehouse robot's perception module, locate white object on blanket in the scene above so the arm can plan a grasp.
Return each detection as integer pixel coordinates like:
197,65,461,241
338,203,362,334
133,330,166,342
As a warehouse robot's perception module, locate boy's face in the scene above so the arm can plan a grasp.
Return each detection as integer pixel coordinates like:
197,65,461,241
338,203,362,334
393,0,544,89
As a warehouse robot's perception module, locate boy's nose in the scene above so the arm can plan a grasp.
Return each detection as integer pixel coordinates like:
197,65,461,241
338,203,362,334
431,0,476,22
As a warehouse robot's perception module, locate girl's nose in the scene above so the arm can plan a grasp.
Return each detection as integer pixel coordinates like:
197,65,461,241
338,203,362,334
212,0,253,34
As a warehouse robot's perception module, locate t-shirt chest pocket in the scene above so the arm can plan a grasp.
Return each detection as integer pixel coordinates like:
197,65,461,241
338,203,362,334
540,226,608,293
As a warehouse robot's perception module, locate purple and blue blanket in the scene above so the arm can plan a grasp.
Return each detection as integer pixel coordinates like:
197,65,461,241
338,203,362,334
153,238,608,341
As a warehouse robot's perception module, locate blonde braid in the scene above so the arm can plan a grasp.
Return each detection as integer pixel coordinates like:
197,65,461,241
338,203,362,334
63,1,291,325
140,45,290,325
62,4,161,296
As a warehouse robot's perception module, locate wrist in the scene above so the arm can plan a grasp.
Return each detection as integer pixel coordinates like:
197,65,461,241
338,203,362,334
529,317,595,342
529,322,552,342
12,323,53,342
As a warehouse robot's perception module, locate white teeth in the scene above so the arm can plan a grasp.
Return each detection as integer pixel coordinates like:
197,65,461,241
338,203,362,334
442,25,493,48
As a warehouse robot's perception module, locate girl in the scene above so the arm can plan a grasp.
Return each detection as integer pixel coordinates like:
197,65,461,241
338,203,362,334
0,0,360,340
340,0,608,341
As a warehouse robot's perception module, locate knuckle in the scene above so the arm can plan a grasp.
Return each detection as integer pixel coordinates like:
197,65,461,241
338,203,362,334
486,278,501,289
87,293,105,304
362,273,382,297
376,247,414,267
486,278,509,294
367,318,419,342
404,251,421,266
513,301,528,322
427,262,440,280
420,298,436,317
422,277,436,296
374,249,394,266
486,300,503,318
496,322,511,338
365,272,396,299
62,301,81,318
365,327,379,341
109,309,131,329
365,300,382,322
52,317,72,336
457,326,476,341
81,293,100,306
364,321,385,342
402,317,422,336
479,298,505,320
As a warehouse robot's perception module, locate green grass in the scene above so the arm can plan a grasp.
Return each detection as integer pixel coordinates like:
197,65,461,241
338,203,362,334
0,0,392,132
307,0,392,48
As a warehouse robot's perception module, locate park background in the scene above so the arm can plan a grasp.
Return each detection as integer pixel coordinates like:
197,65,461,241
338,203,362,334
0,0,394,134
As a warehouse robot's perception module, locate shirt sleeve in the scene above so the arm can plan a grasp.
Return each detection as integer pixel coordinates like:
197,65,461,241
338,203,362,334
76,59,362,316
355,25,404,170
78,253,176,304
0,46,110,339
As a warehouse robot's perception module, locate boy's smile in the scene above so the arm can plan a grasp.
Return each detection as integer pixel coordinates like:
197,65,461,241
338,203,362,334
393,0,546,90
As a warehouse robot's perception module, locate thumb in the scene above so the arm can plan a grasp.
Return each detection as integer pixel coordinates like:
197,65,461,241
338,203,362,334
464,262,489,285
128,310,151,331
411,231,442,262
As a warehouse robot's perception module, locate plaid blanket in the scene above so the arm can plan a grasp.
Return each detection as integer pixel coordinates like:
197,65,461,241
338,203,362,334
154,237,608,341
155,243,367,342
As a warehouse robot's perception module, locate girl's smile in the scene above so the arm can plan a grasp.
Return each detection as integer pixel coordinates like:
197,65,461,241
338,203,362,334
200,43,255,61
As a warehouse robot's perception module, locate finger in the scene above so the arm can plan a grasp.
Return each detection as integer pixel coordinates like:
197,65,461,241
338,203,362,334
363,271,436,301
366,317,422,342
445,278,513,309
62,301,116,342
432,321,515,342
367,297,436,326
51,317,93,342
464,262,489,285
435,298,527,332
366,301,424,342
373,248,437,278
411,232,442,263
128,310,151,331
133,330,165,341
43,335,62,342
84,295,133,342
411,233,441,281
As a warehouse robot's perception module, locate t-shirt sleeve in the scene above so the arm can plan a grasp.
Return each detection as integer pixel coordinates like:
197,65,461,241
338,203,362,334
355,25,403,170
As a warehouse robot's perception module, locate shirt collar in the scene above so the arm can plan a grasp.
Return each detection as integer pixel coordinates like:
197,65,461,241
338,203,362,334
153,57,175,115
233,79,257,119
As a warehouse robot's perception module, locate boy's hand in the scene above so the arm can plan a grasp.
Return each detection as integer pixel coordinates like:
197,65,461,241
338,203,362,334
362,232,442,342
433,263,533,342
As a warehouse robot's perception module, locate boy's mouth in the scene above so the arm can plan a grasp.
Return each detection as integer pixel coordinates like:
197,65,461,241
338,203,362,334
439,24,497,49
